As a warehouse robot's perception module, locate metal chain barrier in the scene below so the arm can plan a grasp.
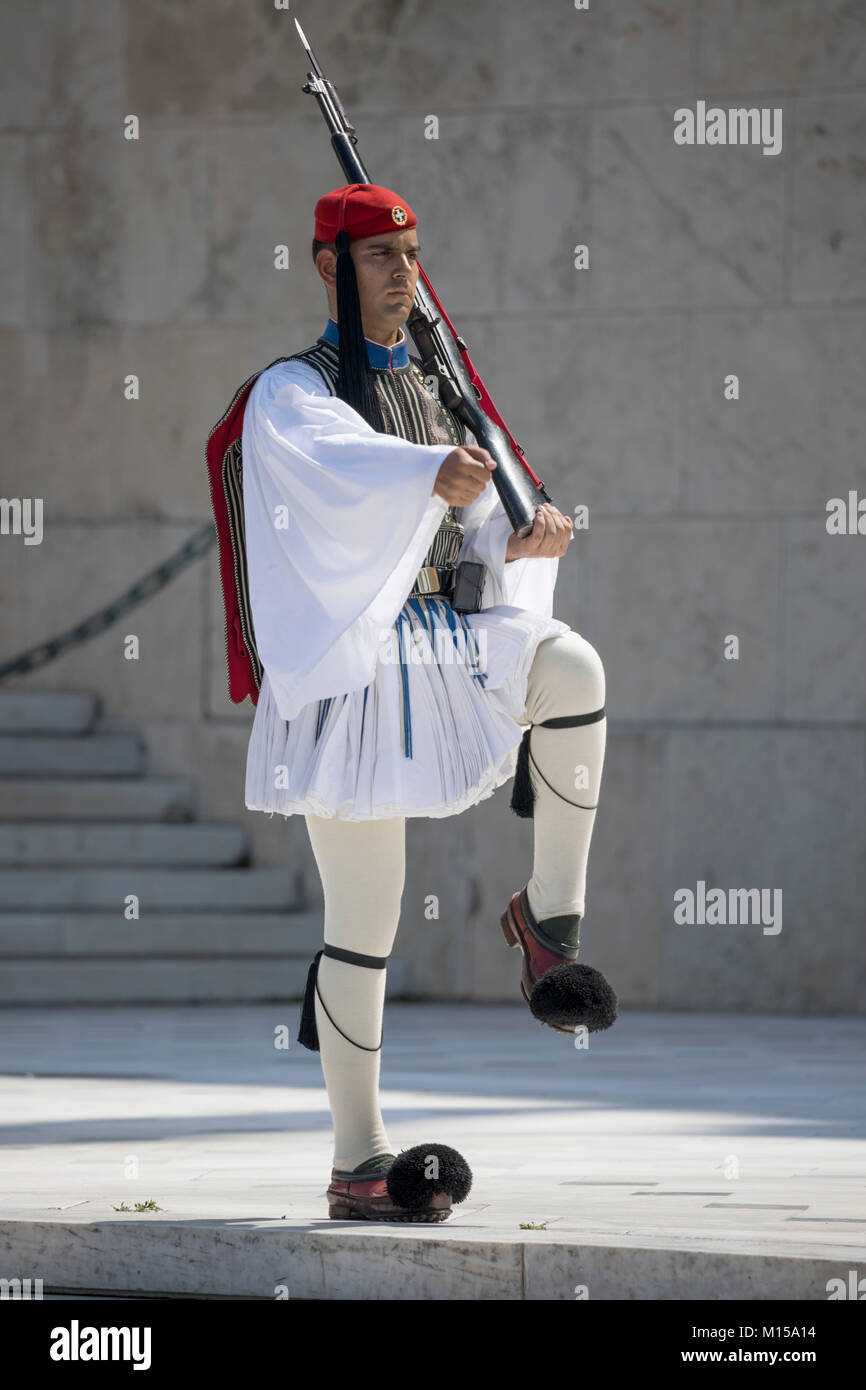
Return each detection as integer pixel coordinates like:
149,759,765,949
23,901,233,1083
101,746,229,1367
0,522,216,684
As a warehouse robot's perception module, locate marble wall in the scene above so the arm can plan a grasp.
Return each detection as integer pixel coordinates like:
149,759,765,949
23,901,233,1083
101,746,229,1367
1,1,863,1011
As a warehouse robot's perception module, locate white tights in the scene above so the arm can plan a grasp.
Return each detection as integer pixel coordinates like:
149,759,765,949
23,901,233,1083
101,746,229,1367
305,631,606,1171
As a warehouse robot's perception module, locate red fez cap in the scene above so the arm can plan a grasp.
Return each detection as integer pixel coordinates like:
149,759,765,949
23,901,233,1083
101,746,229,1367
314,183,417,243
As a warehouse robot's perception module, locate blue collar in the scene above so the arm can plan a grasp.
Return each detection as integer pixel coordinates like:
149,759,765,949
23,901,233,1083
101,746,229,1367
321,316,409,370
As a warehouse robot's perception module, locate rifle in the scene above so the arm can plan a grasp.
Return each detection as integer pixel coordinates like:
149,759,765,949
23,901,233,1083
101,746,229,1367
295,18,552,538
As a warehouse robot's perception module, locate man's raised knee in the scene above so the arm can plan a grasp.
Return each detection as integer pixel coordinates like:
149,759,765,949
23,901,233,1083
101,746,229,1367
527,632,605,722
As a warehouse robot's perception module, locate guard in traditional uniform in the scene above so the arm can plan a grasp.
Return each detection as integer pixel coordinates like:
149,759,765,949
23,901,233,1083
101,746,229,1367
206,183,616,1222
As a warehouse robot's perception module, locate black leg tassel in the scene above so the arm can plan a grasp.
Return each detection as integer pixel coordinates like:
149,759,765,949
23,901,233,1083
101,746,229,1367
297,949,323,1052
510,727,536,818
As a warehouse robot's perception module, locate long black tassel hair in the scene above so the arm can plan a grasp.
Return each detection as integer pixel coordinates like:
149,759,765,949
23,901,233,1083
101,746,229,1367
334,228,386,433
510,727,536,818
297,949,323,1052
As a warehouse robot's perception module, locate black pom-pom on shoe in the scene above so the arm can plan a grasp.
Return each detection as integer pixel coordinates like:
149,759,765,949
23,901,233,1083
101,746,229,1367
385,1143,473,1211
530,962,618,1033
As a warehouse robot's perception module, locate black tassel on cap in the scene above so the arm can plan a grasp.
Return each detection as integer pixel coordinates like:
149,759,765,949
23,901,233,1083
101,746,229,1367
334,228,386,433
510,726,536,818
297,949,323,1052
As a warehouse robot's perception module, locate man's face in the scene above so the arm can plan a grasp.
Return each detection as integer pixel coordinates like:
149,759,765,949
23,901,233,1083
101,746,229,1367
350,228,420,330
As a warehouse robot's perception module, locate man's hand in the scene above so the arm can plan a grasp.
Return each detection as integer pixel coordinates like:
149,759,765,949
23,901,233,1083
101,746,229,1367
433,446,497,506
505,503,574,562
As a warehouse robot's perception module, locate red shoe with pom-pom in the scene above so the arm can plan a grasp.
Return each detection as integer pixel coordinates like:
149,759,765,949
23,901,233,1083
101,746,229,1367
500,885,617,1036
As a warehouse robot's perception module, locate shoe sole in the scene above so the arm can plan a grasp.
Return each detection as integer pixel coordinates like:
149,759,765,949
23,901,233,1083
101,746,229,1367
327,1193,452,1223
500,903,577,1037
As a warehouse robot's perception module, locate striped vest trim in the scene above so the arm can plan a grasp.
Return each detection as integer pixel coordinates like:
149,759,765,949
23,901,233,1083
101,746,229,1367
221,435,263,693
206,353,294,707
286,338,467,451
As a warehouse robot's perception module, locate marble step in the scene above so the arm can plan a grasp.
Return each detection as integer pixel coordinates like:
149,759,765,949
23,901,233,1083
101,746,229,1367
0,910,323,956
0,690,98,734
0,734,145,778
0,777,194,821
0,1197,843,1298
0,822,249,866
0,866,302,911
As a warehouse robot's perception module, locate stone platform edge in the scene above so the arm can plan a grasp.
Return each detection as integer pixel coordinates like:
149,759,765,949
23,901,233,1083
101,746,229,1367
0,1218,857,1301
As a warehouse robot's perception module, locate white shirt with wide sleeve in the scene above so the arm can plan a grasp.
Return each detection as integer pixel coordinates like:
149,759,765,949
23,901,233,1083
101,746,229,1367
242,359,454,723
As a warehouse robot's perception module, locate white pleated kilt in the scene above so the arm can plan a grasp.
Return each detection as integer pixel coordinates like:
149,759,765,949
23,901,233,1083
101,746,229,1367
244,595,572,821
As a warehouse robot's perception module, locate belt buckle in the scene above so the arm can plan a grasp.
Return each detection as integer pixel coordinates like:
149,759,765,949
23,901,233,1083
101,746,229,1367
413,565,441,596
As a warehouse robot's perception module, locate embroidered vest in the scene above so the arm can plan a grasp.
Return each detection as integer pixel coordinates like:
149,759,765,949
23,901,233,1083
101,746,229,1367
205,339,467,707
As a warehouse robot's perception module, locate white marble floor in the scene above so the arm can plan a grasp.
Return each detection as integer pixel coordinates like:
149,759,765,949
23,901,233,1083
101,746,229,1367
0,1003,864,1298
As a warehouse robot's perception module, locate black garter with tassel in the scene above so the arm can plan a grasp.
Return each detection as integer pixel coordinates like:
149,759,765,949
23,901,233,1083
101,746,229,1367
296,944,390,1053
297,949,323,1052
510,710,607,819
510,727,536,818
